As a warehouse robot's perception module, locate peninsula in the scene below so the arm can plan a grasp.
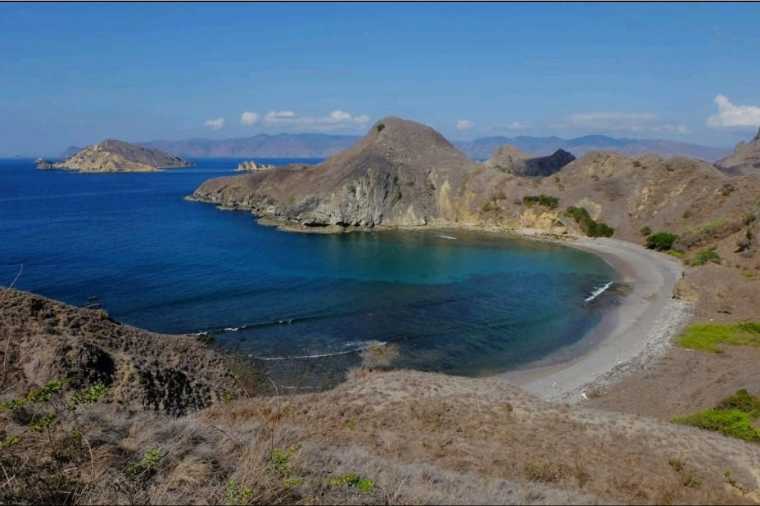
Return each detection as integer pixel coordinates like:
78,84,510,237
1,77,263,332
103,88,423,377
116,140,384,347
37,139,191,173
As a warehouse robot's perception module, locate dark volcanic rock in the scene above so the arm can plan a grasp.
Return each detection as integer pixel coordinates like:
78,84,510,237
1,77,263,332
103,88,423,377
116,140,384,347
716,127,760,176
486,145,575,177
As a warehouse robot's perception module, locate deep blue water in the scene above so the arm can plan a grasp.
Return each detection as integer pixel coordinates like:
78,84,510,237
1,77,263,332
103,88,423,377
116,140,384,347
0,158,615,388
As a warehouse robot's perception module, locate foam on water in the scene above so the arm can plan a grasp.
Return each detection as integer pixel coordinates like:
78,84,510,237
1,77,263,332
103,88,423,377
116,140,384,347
585,281,614,303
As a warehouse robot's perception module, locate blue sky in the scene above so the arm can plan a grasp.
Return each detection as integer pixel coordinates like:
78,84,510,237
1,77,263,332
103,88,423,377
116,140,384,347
2,3,760,155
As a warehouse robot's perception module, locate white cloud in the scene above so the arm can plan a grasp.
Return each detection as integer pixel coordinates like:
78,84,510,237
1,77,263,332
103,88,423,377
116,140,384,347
456,119,475,131
707,94,760,128
504,121,527,130
265,110,297,121
262,109,371,131
240,111,259,126
204,117,225,130
565,112,688,135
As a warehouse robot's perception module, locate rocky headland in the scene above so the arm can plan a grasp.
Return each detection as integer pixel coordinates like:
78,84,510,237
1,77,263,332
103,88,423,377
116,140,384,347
716,127,760,176
39,139,191,173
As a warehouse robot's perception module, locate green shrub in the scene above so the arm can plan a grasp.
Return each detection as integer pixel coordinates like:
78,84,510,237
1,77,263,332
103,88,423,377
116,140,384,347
225,479,254,505
565,207,615,238
127,448,163,478
677,322,760,353
69,383,108,409
646,232,678,251
689,247,721,266
523,194,559,209
328,473,375,493
717,389,760,415
640,226,652,237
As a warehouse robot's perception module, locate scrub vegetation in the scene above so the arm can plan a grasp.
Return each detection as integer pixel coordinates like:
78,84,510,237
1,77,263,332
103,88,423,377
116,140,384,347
677,322,760,353
564,206,615,238
674,389,760,443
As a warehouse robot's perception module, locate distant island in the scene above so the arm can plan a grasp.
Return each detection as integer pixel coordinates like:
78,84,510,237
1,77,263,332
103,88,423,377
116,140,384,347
38,139,191,173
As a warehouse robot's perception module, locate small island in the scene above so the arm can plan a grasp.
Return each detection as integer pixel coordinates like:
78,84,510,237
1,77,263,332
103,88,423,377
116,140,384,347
235,160,275,172
37,139,191,173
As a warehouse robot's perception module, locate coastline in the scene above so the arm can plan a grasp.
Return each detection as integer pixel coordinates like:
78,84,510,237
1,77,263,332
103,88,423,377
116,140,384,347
502,234,693,402
183,200,695,400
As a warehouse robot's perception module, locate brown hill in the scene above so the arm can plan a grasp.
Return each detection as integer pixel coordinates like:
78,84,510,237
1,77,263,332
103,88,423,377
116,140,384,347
716,128,760,176
192,117,479,228
44,139,191,173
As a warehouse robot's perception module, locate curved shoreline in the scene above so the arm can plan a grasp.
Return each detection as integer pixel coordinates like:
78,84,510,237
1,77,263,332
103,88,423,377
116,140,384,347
183,204,694,400
501,235,693,402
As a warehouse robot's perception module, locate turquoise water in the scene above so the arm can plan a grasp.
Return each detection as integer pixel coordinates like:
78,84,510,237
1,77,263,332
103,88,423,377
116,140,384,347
0,159,615,388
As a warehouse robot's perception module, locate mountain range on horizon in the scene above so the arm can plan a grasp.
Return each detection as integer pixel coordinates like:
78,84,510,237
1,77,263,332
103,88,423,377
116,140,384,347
58,132,731,162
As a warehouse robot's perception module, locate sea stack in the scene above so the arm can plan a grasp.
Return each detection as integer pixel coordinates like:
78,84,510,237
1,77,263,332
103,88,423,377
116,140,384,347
42,139,191,173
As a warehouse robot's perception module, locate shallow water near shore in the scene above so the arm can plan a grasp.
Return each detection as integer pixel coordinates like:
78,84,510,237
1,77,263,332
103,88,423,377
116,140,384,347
0,158,616,389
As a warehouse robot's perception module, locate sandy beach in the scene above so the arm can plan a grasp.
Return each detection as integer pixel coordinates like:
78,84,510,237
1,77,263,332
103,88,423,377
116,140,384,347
503,235,693,402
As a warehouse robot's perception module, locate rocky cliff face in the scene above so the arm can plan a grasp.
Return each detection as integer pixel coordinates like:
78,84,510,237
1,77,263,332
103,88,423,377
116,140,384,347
192,117,480,228
46,139,191,172
716,128,760,176
0,289,239,415
486,145,575,176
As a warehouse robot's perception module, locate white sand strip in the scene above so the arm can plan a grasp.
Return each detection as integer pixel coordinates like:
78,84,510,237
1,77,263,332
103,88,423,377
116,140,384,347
503,237,693,403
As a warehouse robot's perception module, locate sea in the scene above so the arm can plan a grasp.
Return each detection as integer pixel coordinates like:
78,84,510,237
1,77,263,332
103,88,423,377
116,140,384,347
0,158,616,389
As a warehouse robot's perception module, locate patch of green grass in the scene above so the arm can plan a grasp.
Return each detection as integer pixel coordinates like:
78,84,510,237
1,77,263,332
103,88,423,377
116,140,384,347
674,389,760,443
646,232,678,251
675,409,760,442
688,247,721,266
523,194,559,209
564,206,614,238
677,322,760,353
328,473,375,493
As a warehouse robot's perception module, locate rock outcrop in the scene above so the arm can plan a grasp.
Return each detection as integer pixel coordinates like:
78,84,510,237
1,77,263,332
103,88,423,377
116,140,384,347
486,145,575,176
236,160,275,172
0,289,239,415
716,127,760,176
192,117,480,228
44,139,191,173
